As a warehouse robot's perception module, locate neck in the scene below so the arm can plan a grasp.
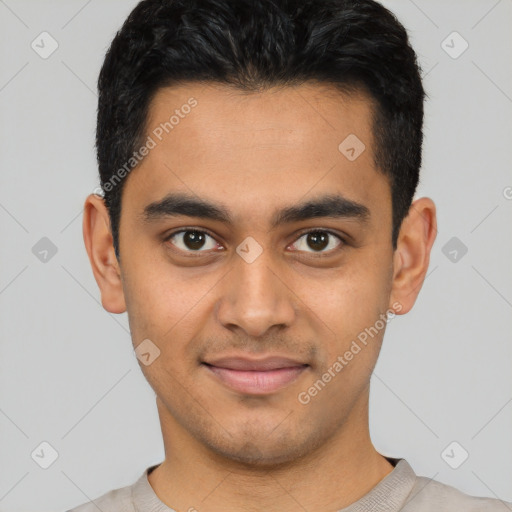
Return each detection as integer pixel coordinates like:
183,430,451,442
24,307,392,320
148,392,394,512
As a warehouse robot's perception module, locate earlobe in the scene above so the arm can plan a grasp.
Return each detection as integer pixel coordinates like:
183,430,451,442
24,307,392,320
82,194,127,314
389,197,437,315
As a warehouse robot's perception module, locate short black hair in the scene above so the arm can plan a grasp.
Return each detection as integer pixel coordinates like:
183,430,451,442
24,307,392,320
96,0,425,260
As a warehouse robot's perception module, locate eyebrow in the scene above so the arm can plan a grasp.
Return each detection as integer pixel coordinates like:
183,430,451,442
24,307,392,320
141,192,370,229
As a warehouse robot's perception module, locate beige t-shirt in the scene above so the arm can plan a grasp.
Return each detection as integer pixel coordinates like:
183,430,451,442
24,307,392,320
67,457,511,511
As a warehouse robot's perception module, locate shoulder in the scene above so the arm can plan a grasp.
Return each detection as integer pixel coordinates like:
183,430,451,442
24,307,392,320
66,481,135,512
402,474,512,511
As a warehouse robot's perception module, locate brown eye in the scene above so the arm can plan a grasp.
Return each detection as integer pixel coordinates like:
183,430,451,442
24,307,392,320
167,230,218,252
291,230,343,254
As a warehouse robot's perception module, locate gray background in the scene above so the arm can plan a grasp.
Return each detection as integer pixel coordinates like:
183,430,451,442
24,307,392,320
0,1,511,511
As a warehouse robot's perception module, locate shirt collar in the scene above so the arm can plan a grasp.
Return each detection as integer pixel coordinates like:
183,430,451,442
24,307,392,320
132,457,417,512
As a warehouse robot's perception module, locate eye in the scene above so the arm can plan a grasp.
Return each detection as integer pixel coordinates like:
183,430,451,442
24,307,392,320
290,230,344,254
165,229,220,252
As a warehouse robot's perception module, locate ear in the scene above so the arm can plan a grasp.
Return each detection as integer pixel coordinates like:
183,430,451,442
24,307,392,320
389,197,437,315
82,193,126,314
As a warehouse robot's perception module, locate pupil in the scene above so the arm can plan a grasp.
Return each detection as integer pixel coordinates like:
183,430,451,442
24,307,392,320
184,231,205,250
308,231,328,251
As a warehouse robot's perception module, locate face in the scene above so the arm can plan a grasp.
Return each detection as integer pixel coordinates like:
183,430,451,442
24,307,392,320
84,81,436,467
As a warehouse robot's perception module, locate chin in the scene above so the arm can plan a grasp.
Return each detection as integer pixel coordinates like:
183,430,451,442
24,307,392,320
202,425,322,470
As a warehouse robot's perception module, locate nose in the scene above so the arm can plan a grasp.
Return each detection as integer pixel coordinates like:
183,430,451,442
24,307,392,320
215,245,297,338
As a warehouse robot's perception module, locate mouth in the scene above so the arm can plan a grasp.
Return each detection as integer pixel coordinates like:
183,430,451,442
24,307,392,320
201,355,309,395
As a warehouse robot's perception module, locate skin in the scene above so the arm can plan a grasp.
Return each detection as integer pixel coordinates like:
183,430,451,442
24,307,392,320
83,82,436,512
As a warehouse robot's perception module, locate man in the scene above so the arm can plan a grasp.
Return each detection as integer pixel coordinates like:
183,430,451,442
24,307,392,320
68,0,510,510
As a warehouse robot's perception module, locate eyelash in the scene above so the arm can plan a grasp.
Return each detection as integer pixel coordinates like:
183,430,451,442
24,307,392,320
163,227,346,257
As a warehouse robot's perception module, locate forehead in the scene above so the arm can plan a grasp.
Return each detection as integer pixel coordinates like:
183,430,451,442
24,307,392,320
122,81,390,228
146,81,375,153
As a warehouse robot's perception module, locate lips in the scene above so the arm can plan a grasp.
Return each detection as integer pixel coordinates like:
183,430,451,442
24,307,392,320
202,355,309,394
204,355,306,371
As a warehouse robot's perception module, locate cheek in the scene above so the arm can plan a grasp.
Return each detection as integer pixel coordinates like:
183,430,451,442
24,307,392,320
305,260,389,324
293,256,392,363
121,255,216,347
122,266,205,389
